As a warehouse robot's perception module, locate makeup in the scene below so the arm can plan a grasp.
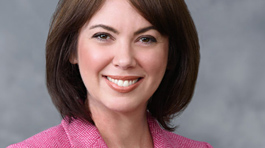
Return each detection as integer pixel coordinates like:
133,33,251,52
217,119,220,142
104,75,143,93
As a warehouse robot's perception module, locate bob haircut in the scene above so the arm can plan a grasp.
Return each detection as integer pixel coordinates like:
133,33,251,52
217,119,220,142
46,0,199,131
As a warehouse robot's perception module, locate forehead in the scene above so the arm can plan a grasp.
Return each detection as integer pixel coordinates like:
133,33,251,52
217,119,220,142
86,0,152,30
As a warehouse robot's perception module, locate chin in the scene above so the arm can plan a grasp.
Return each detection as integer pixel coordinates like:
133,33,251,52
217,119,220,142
103,98,147,114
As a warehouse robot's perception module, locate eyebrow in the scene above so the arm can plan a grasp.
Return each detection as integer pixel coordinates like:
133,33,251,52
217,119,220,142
89,24,157,35
134,26,156,35
90,24,119,34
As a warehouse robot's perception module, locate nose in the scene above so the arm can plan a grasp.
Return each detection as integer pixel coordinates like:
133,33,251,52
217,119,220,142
112,42,137,69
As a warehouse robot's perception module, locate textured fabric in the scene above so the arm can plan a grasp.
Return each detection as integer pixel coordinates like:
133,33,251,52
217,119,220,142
8,115,213,148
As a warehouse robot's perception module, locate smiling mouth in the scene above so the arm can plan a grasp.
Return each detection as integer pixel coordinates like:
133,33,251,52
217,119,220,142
106,76,140,87
104,75,143,93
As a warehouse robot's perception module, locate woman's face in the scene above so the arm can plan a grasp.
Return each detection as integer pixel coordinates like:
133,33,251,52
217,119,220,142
72,0,168,113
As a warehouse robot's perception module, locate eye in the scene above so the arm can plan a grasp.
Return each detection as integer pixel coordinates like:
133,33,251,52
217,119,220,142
138,36,157,44
92,33,113,41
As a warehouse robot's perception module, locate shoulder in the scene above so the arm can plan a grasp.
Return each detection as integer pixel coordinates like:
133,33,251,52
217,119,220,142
147,115,213,148
7,118,106,148
7,123,71,148
161,130,213,148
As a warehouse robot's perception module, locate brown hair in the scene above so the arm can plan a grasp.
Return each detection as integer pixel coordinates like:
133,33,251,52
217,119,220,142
46,0,199,131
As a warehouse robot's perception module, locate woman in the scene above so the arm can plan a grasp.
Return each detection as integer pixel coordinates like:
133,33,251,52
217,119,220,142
9,0,213,147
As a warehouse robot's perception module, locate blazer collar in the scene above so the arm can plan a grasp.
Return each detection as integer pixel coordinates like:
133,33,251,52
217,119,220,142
61,114,177,147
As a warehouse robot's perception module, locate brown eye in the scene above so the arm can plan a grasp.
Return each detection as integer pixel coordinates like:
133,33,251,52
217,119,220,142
98,34,109,40
140,37,150,43
92,33,113,41
139,36,157,44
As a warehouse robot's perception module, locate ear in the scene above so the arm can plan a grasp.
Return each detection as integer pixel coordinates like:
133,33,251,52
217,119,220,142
69,53,78,64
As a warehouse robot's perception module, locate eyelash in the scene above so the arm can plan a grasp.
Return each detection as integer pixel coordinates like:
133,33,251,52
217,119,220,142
92,33,157,44
136,36,157,44
92,33,114,41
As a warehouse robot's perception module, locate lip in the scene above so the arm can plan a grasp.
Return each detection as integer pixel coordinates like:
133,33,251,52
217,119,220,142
103,75,143,93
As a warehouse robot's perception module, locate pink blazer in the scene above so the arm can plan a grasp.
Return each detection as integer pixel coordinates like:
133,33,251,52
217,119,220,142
8,115,213,148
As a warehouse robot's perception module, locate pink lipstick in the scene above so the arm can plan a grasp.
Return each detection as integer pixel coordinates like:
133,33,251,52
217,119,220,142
104,75,143,93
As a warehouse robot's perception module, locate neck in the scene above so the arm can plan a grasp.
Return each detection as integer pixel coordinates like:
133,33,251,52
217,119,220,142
89,101,153,148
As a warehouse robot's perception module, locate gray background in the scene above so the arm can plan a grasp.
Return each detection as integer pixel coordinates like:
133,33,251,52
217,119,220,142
1,0,264,147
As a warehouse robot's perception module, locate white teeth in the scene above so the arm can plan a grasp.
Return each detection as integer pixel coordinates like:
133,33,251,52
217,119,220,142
118,80,123,86
122,80,128,87
107,77,139,87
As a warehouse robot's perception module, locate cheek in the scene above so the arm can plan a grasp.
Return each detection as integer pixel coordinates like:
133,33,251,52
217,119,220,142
77,41,110,76
137,47,168,97
139,47,168,77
